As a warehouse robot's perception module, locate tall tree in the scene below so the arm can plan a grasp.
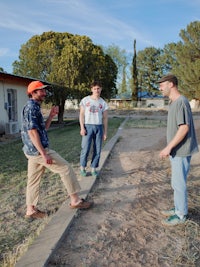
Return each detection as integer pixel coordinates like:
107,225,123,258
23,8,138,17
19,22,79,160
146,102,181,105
100,54,118,99
13,31,117,122
131,39,138,103
137,47,163,95
160,42,178,74
174,21,200,99
103,44,128,95
121,66,127,94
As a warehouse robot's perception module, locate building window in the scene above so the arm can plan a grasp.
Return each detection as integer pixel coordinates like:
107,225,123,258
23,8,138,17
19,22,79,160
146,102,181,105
7,89,17,121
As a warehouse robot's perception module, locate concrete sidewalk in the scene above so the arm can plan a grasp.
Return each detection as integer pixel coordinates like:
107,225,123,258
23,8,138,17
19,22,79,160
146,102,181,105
15,118,128,267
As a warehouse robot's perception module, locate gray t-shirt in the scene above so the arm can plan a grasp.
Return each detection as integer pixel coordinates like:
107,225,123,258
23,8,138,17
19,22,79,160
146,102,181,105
167,95,198,157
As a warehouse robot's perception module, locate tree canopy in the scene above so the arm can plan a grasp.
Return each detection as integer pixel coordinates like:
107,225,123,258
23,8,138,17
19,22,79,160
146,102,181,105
173,21,200,99
102,44,128,94
13,31,117,122
9,20,200,110
136,47,163,95
132,21,200,100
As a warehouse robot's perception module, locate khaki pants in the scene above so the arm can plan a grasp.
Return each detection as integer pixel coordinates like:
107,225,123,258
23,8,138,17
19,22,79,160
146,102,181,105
25,149,81,206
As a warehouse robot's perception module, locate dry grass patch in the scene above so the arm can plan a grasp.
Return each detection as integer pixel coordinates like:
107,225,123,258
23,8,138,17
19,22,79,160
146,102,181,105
0,117,123,267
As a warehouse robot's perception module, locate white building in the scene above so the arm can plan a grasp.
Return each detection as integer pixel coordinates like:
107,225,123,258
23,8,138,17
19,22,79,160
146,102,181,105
0,72,48,135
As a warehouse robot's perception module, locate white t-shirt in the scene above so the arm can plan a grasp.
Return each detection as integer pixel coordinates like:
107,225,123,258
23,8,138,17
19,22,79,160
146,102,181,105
80,96,108,125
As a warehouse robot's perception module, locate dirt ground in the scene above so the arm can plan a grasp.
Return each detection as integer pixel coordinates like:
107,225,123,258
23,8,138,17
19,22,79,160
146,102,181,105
47,118,200,267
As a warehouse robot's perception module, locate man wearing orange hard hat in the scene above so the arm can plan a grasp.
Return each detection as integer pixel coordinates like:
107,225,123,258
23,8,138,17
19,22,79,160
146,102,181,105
21,80,93,220
27,80,48,95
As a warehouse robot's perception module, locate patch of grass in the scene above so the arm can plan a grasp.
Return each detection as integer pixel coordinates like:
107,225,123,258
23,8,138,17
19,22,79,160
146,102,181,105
125,118,167,128
0,117,124,267
159,219,200,266
1,115,199,266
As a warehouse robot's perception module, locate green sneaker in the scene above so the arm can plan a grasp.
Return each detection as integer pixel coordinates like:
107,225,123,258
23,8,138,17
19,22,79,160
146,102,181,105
161,208,175,217
162,214,186,226
91,171,98,177
80,170,87,177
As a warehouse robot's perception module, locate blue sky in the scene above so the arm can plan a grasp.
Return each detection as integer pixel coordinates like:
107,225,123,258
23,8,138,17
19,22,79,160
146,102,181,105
0,0,199,74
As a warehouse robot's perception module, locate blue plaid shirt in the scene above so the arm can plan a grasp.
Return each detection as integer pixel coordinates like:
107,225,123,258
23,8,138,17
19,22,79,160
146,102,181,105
21,99,49,155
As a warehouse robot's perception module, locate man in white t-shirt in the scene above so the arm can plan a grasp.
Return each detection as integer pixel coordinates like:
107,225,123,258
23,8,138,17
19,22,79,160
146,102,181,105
79,81,108,177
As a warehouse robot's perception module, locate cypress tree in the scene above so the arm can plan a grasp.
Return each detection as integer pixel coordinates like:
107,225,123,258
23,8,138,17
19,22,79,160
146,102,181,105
132,39,138,103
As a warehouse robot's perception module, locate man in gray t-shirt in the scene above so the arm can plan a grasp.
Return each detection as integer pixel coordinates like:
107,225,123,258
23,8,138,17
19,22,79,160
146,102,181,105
158,74,198,226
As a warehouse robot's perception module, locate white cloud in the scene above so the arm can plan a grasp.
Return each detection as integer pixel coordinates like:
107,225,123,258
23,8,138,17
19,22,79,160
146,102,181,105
0,0,157,50
41,0,153,49
0,0,199,72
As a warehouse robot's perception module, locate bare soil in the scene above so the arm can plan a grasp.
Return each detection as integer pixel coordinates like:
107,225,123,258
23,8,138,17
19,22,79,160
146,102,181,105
47,117,200,267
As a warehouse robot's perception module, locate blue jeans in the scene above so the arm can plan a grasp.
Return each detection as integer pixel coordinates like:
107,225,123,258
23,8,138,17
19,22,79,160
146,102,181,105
80,124,103,168
170,155,191,216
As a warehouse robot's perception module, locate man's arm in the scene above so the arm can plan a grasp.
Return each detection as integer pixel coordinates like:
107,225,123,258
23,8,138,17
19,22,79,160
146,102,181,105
45,106,59,130
102,110,108,141
159,124,189,158
79,106,86,136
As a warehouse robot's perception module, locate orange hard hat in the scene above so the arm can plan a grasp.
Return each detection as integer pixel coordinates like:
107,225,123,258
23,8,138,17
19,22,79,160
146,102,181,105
27,81,48,94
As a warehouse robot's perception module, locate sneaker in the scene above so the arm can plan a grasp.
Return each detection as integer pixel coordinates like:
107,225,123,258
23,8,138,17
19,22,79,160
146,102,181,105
161,208,175,217
161,214,186,226
80,170,87,177
91,171,98,177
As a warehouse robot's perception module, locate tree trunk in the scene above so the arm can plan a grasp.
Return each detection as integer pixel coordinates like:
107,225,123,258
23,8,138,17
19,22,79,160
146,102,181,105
57,98,66,124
